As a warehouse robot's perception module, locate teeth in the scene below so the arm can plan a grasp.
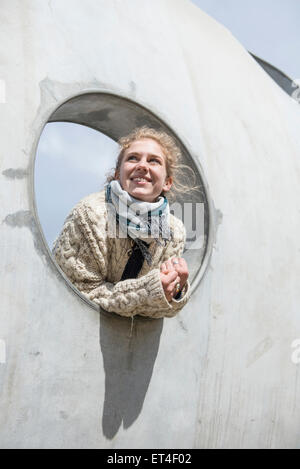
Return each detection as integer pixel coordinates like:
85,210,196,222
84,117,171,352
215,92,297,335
133,178,148,182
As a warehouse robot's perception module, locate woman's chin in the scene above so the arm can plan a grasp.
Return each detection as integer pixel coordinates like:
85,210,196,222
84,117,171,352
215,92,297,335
129,188,157,202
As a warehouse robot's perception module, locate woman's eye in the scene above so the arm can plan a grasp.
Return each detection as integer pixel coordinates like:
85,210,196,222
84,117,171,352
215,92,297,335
127,155,161,164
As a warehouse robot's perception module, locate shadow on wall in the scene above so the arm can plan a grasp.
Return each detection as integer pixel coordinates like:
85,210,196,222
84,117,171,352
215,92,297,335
99,310,163,439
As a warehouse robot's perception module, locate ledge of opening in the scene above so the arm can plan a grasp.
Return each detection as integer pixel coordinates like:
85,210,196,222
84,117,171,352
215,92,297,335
35,91,214,315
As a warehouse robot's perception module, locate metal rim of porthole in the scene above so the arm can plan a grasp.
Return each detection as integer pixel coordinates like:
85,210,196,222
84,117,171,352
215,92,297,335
32,89,216,317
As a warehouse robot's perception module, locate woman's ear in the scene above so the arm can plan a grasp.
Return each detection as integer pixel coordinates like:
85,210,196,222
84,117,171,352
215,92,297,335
163,176,173,193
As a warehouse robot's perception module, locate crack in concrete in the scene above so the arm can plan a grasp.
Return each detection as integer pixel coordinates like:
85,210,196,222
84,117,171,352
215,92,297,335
246,336,274,368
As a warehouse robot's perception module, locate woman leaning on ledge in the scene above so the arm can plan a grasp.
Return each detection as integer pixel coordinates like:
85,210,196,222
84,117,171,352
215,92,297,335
52,126,199,319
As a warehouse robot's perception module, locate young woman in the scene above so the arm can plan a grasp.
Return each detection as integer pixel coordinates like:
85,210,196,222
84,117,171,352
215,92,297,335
53,126,194,319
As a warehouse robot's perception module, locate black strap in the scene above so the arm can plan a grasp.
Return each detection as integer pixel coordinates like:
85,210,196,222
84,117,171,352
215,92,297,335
121,240,150,280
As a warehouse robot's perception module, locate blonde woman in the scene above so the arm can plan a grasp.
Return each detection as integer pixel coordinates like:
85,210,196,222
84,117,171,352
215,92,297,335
53,126,196,319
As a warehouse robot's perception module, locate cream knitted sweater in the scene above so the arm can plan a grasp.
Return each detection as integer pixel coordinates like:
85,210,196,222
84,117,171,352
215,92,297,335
52,189,191,319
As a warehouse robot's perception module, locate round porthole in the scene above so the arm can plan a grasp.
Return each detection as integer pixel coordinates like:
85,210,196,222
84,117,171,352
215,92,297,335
34,91,213,311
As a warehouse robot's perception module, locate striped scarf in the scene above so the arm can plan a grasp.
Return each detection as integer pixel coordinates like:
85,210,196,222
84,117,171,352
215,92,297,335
105,180,173,266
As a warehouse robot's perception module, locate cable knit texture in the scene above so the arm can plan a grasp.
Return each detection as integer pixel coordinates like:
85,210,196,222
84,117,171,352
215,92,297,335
52,189,191,319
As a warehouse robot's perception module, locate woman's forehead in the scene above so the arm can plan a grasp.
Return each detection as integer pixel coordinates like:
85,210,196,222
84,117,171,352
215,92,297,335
125,138,165,156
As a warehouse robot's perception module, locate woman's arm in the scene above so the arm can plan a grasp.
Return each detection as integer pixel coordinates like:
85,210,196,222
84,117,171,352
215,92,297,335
159,219,191,309
52,204,189,318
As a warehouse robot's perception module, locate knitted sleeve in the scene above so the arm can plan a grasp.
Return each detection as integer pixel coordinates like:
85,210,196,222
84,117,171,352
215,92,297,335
52,203,189,319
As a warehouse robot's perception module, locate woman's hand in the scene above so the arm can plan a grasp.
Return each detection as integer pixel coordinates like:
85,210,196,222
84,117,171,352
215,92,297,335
159,269,181,302
160,257,189,299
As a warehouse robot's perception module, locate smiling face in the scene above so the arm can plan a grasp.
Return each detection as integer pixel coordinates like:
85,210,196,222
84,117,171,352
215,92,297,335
115,138,173,202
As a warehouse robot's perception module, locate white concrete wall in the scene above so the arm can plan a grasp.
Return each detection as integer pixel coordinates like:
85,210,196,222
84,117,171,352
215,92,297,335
1,0,300,448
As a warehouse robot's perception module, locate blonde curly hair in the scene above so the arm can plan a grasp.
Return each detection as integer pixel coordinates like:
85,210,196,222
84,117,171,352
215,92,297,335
106,126,200,202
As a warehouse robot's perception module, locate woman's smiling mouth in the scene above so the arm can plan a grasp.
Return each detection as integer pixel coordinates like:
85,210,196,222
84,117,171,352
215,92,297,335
131,177,152,184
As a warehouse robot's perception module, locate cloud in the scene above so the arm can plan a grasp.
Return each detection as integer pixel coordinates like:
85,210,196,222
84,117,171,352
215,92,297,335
35,122,119,245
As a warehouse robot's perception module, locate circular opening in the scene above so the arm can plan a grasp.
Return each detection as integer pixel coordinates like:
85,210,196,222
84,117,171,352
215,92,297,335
34,91,212,310
35,122,118,248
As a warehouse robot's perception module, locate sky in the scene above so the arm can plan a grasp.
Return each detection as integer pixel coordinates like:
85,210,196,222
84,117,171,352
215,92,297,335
191,0,300,79
35,0,300,247
35,123,118,248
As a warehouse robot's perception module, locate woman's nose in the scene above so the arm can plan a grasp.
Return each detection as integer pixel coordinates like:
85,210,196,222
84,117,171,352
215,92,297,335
135,158,149,171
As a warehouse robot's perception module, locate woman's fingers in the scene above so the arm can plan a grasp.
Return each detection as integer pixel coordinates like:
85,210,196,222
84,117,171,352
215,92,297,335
160,258,190,300
166,270,178,282
165,271,180,296
166,258,176,272
160,262,168,273
160,259,176,273
160,270,177,286
172,257,189,285
173,257,186,271
169,275,180,290
160,270,180,301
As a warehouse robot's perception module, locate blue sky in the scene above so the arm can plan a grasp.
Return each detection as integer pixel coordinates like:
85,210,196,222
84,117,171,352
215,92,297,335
35,123,118,248
191,0,300,78
35,0,300,247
